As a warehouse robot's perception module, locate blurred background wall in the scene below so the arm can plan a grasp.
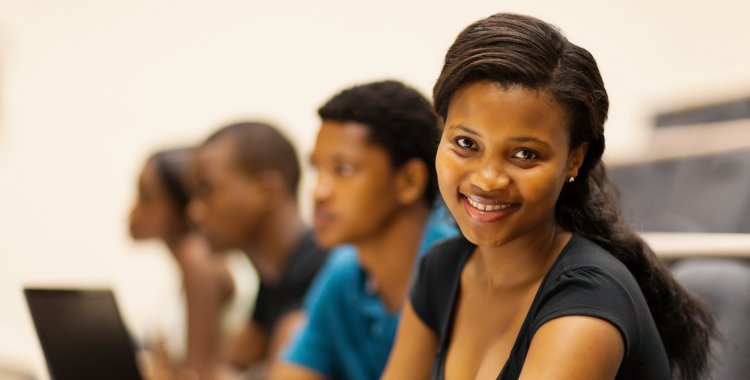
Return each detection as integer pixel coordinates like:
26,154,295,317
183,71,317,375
1,0,749,378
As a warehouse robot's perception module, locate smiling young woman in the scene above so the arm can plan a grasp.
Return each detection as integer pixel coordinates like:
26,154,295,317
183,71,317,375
382,13,715,380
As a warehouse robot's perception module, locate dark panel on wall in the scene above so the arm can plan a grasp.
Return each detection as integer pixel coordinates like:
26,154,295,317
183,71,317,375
610,148,750,233
655,97,750,128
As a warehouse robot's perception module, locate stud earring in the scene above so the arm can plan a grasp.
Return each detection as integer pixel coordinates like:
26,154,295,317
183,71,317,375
568,176,575,183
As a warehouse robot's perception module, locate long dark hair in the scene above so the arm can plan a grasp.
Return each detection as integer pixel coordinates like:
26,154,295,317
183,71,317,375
151,147,194,229
433,13,714,380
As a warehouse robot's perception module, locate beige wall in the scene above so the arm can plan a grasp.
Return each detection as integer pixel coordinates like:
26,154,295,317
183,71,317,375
1,0,749,377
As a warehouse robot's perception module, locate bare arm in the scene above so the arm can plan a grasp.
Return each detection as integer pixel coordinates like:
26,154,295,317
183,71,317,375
381,301,438,380
180,236,235,378
267,310,305,362
518,316,624,380
264,311,326,380
220,307,305,374
267,362,327,380
222,320,268,370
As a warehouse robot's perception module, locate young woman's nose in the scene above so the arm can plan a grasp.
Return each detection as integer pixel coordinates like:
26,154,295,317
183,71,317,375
470,159,511,192
187,199,206,225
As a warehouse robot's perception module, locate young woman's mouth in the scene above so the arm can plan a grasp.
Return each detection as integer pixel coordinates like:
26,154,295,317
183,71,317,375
462,194,519,223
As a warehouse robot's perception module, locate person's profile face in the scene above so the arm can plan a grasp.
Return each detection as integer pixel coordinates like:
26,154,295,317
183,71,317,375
310,120,403,248
188,138,267,251
436,81,583,248
129,159,182,241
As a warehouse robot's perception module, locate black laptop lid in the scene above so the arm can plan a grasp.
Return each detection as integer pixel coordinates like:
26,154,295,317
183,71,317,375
24,288,142,380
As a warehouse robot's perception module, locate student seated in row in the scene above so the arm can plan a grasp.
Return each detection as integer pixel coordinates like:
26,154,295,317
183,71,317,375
382,13,715,380
129,147,255,380
270,80,457,380
188,122,330,378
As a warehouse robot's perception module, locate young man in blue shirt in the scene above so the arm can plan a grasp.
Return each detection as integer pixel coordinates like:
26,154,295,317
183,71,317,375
268,80,457,380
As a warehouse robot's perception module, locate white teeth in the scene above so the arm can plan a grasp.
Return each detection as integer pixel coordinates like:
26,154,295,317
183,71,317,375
466,197,512,212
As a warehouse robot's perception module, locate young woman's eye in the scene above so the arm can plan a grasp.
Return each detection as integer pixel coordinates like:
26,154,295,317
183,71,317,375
455,137,477,150
335,164,356,176
512,150,538,161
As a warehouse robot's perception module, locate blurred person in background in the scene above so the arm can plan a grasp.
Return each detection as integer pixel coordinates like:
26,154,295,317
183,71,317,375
269,80,458,380
189,122,329,377
129,147,255,380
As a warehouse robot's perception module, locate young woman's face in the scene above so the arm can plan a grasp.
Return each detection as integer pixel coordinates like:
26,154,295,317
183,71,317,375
436,81,586,247
129,159,182,241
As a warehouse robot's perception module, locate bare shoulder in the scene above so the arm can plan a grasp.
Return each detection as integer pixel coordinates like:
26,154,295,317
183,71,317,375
519,315,624,380
381,301,438,380
267,362,326,380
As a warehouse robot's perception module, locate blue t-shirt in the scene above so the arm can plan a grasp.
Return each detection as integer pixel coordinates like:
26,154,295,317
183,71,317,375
282,206,458,380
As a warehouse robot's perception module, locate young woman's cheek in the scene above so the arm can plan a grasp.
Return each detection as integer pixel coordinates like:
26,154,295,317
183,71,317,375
519,165,566,205
436,147,458,185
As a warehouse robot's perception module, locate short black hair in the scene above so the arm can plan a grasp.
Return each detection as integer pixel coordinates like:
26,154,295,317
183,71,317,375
318,80,439,205
203,121,300,197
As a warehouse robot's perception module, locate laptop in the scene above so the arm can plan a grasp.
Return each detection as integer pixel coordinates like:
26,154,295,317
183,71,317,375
24,288,143,380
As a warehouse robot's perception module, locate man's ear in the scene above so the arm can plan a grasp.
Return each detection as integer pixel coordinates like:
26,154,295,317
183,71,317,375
255,170,289,207
567,142,589,179
395,158,429,206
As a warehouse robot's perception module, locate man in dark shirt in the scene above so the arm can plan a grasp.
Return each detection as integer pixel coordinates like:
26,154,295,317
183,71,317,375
188,121,328,376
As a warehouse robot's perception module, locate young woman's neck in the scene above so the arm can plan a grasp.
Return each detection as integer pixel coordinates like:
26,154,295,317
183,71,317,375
242,201,306,285
472,221,570,291
357,203,431,312
163,226,193,264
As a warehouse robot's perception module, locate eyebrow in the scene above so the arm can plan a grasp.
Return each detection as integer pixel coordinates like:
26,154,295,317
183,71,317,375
308,153,354,166
508,136,552,148
447,124,481,136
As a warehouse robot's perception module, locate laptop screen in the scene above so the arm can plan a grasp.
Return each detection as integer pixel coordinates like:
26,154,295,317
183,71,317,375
24,288,143,380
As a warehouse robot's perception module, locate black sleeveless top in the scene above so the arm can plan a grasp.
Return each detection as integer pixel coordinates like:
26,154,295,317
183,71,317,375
410,234,670,380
